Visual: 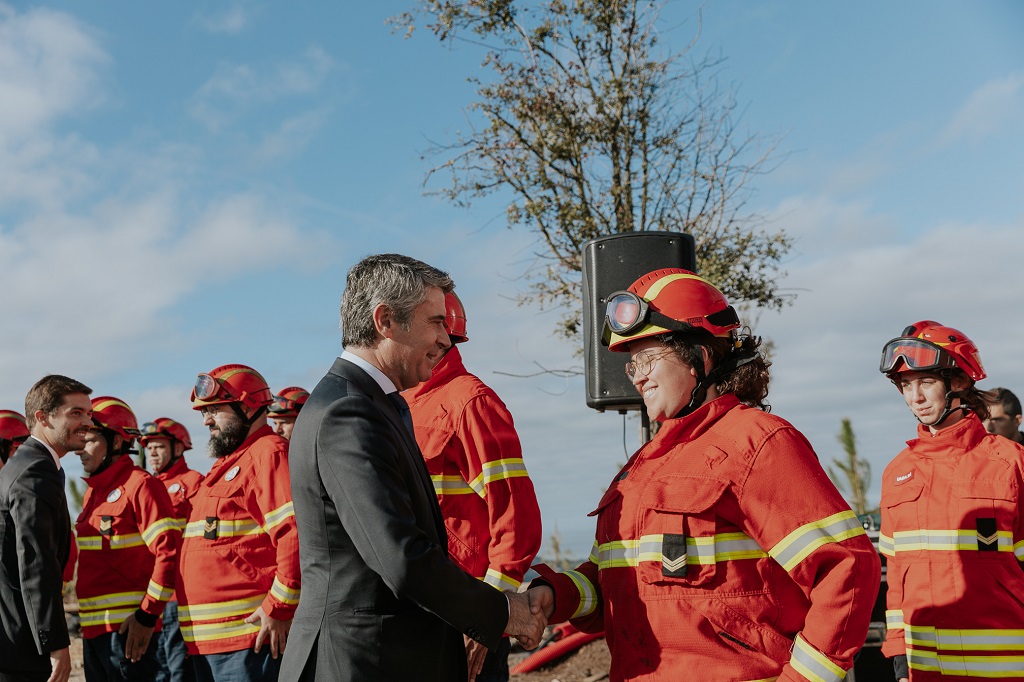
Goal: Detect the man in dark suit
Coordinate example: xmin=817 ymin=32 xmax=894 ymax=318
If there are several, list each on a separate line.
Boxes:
xmin=0 ymin=375 xmax=94 ymax=682
xmin=281 ymin=254 xmax=545 ymax=682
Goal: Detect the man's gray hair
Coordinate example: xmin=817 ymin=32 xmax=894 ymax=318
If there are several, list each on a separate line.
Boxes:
xmin=341 ymin=253 xmax=454 ymax=348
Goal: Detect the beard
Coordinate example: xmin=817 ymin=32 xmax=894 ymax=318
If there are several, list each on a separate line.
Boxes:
xmin=208 ymin=414 xmax=249 ymax=458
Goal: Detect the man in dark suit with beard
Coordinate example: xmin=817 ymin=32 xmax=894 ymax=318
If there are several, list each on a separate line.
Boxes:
xmin=0 ymin=375 xmax=94 ymax=682
xmin=280 ymin=254 xmax=546 ymax=682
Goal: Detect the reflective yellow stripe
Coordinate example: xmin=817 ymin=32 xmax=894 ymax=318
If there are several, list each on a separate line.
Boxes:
xmin=887 ymin=529 xmax=1014 ymax=553
xmin=790 ymin=633 xmax=846 ymax=682
xmin=80 ymin=591 xmax=145 ymax=611
xmin=270 ymin=577 xmax=300 ymax=606
xmin=431 ymin=475 xmax=475 ymax=495
xmin=886 ymin=609 xmax=904 ymax=631
xmin=907 ymin=647 xmax=1024 ymax=676
xmin=80 ymin=606 xmax=137 ymax=628
xmin=595 ymin=533 xmax=766 ymax=570
xmin=181 ymin=617 xmax=261 ymax=643
xmin=78 ymin=533 xmax=146 ymax=550
xmin=146 ymin=579 xmax=174 ymax=603
xmin=141 ymin=517 xmax=180 ymax=546
xmin=904 ymin=625 xmax=1024 ymax=651
xmin=564 ymin=567 xmax=598 ymax=619
xmin=878 ymin=533 xmax=895 ymax=557
xmin=178 ymin=595 xmax=265 ymax=623
xmin=770 ymin=511 xmax=864 ymax=572
xmin=183 ymin=518 xmax=263 ymax=538
xmin=263 ymin=502 xmax=294 ymax=532
xmin=483 ymin=569 xmax=520 ymax=592
xmin=467 ymin=459 xmax=531 ymax=498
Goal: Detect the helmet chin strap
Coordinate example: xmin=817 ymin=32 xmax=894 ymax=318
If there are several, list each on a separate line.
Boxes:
xmin=916 ymin=373 xmax=969 ymax=427
xmin=671 ymin=346 xmax=758 ymax=420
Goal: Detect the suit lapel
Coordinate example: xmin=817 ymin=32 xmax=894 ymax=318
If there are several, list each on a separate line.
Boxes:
xmin=329 ymin=359 xmax=447 ymax=537
xmin=15 ymin=440 xmax=72 ymax=566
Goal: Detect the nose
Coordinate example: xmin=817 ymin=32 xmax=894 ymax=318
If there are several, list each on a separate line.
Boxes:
xmin=984 ymin=421 xmax=996 ymax=433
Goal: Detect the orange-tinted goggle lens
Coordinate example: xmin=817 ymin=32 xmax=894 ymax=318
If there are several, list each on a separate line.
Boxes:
xmin=880 ymin=338 xmax=949 ymax=374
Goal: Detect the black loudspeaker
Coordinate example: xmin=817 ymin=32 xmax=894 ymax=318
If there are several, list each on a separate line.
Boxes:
xmin=582 ymin=232 xmax=696 ymax=411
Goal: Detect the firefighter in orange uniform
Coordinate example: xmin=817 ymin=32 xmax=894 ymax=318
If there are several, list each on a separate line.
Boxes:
xmin=267 ymin=387 xmax=308 ymax=441
xmin=0 ymin=409 xmax=30 ymax=469
xmin=76 ymin=396 xmax=181 ymax=680
xmin=528 ymin=269 xmax=880 ymax=681
xmin=176 ymin=364 xmax=300 ymax=682
xmin=879 ymin=321 xmax=1024 ymax=681
xmin=140 ymin=418 xmax=203 ymax=682
xmin=404 ymin=291 xmax=542 ymax=682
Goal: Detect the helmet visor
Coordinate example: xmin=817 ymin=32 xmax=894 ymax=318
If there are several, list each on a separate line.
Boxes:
xmin=269 ymin=395 xmax=292 ymax=414
xmin=880 ymin=338 xmax=956 ymax=374
xmin=604 ymin=291 xmax=649 ymax=335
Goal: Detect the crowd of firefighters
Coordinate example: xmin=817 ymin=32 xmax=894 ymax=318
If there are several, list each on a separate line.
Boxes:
xmin=2 ymin=265 xmax=1024 ymax=682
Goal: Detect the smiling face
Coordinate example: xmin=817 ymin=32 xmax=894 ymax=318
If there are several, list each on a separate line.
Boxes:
xmin=626 ymin=337 xmax=698 ymax=421
xmin=36 ymin=392 xmax=94 ymax=456
xmin=378 ymin=286 xmax=451 ymax=391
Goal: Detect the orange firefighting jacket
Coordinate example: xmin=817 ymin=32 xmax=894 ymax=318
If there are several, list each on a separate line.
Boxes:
xmin=175 ymin=426 xmax=300 ymax=655
xmin=155 ymin=456 xmax=204 ymax=532
xmin=404 ymin=346 xmax=542 ymax=591
xmin=879 ymin=413 xmax=1024 ymax=679
xmin=75 ymin=454 xmax=181 ymax=639
xmin=533 ymin=395 xmax=880 ymax=682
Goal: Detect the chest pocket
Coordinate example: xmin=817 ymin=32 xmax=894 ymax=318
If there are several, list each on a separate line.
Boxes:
xmin=201 ymin=480 xmax=252 ymax=540
xmin=638 ymin=476 xmax=728 ymax=590
xmin=84 ymin=493 xmax=136 ymax=545
xmin=882 ymin=482 xmax=923 ymax=536
xmin=956 ymin=478 xmax=1016 ymax=556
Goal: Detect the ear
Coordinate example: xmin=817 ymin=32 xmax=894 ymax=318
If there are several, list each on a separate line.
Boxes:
xmin=372 ymin=303 xmax=397 ymax=339
xmin=34 ymin=410 xmax=49 ymax=428
xmin=112 ymin=434 xmax=124 ymax=452
xmin=1014 ymin=413 xmax=1023 ymax=429
xmin=701 ymin=346 xmax=713 ymax=374
xmin=174 ymin=442 xmax=185 ymax=458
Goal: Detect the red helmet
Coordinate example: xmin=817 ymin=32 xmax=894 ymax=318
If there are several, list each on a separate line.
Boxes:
xmin=268 ymin=387 xmax=309 ymax=419
xmin=0 ymin=410 xmax=29 ymax=443
xmin=191 ymin=364 xmax=273 ymax=412
xmin=880 ymin=320 xmax=986 ymax=383
xmin=90 ymin=397 xmax=142 ymax=442
xmin=139 ymin=417 xmax=193 ymax=451
xmin=444 ymin=291 xmax=469 ymax=343
xmin=604 ymin=269 xmax=740 ymax=352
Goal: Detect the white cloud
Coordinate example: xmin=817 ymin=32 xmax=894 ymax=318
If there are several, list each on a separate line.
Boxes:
xmin=940 ymin=72 xmax=1024 ymax=146
xmin=192 ymin=3 xmax=256 ymax=35
xmin=190 ymin=46 xmax=338 ymax=131
xmin=252 ymin=107 xmax=331 ymax=162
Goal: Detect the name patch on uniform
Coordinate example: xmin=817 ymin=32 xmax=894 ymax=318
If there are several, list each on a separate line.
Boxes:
xmin=106 ymin=488 xmax=122 ymax=503
xmin=168 ymin=483 xmax=181 ymax=494
xmin=894 ymin=470 xmax=914 ymax=485
xmin=977 ymin=518 xmax=998 ymax=551
xmin=225 ymin=466 xmax=241 ymax=481
xmin=661 ymin=534 xmax=688 ymax=577
xmin=204 ymin=517 xmax=219 ymax=540
xmin=99 ymin=516 xmax=113 ymax=536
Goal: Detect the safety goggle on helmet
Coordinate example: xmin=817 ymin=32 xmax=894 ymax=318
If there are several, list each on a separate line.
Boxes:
xmin=191 ymin=364 xmax=274 ymax=412
xmin=139 ymin=418 xmax=193 ymax=450
xmin=268 ymin=387 xmax=309 ymax=419
xmin=603 ymin=269 xmax=740 ymax=353
xmin=879 ymin=320 xmax=986 ymax=383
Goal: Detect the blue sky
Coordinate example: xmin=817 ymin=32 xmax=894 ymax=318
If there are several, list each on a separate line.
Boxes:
xmin=2 ymin=1 xmax=1023 ymax=556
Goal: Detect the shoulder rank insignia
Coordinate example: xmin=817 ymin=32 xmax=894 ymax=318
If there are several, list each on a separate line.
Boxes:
xmin=204 ymin=516 xmax=219 ymax=540
xmin=662 ymin=533 xmax=688 ymax=577
xmin=977 ymin=518 xmax=998 ymax=551
xmin=99 ymin=515 xmax=113 ymax=536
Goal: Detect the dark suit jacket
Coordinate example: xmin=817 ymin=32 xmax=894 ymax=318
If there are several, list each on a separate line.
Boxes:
xmin=0 ymin=439 xmax=71 ymax=674
xmin=280 ymin=358 xmax=507 ymax=682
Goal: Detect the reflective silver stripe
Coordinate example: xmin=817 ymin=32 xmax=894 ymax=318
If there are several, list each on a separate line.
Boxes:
xmin=596 ymin=533 xmax=766 ymax=570
xmin=905 ymin=625 xmax=1024 ymax=651
xmin=483 ymin=569 xmax=520 ymax=592
xmin=771 ymin=511 xmax=865 ymax=572
xmin=141 ymin=517 xmax=180 ymax=546
xmin=1015 ymin=539 xmax=1024 ymax=561
xmin=183 ymin=518 xmax=263 ymax=538
xmin=878 ymin=533 xmax=895 ymax=557
xmin=178 ymin=595 xmax=265 ymax=623
xmin=789 ymin=633 xmax=846 ymax=682
xmin=431 ymin=475 xmax=475 ymax=495
xmin=78 ymin=533 xmax=145 ymax=550
xmin=182 ymin=617 xmax=261 ymax=643
xmin=468 ymin=458 xmax=531 ymax=498
xmin=907 ymin=647 xmax=1024 ymax=675
xmin=80 ymin=607 xmax=136 ymax=627
xmin=146 ymin=580 xmax=174 ymax=602
xmin=270 ymin=577 xmax=300 ymax=606
xmin=886 ymin=609 xmax=904 ymax=631
xmin=263 ymin=502 xmax=294 ymax=531
xmin=889 ymin=528 xmax=1013 ymax=553
xmin=79 ymin=591 xmax=145 ymax=611
xmin=564 ymin=569 xmax=598 ymax=619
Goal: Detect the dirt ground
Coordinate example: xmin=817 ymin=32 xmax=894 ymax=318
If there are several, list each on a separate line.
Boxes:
xmin=510 ymin=638 xmax=611 ymax=682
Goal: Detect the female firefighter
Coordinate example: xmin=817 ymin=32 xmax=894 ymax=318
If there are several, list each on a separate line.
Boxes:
xmin=879 ymin=321 xmax=1024 ymax=681
xmin=529 ymin=268 xmax=880 ymax=681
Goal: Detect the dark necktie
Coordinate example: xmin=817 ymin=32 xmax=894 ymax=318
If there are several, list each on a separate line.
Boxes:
xmin=388 ymin=392 xmax=416 ymax=439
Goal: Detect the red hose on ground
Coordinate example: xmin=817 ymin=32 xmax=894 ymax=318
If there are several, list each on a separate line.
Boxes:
xmin=510 ymin=624 xmax=605 ymax=674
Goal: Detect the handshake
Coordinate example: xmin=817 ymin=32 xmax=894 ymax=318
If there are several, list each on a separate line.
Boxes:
xmin=504 ymin=584 xmax=555 ymax=649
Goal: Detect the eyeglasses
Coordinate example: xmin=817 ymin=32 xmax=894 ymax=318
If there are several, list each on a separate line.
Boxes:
xmin=880 ymin=338 xmax=956 ymax=375
xmin=625 ymin=349 xmax=675 ymax=380
xmin=199 ymin=405 xmax=222 ymax=419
